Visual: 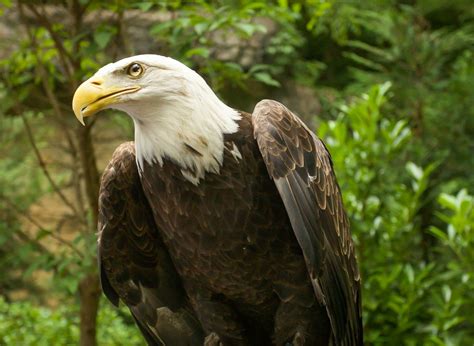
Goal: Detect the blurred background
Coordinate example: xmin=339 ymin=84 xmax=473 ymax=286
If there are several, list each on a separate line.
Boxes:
xmin=0 ymin=0 xmax=473 ymax=345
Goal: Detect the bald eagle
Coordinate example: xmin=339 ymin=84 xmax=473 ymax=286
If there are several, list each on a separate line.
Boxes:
xmin=72 ymin=55 xmax=362 ymax=346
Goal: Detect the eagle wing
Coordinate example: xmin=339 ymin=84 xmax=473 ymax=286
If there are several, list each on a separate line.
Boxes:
xmin=98 ymin=142 xmax=203 ymax=346
xmin=252 ymin=100 xmax=363 ymax=345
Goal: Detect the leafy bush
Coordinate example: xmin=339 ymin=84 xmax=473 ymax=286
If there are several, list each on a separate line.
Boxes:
xmin=0 ymin=298 xmax=141 ymax=345
xmin=320 ymin=83 xmax=473 ymax=344
xmin=428 ymin=190 xmax=474 ymax=345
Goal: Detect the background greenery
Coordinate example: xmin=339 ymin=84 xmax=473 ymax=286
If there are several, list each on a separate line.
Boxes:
xmin=0 ymin=0 xmax=473 ymax=345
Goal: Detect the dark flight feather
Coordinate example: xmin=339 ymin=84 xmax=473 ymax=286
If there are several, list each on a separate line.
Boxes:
xmin=98 ymin=142 xmax=203 ymax=345
xmin=252 ymin=100 xmax=363 ymax=345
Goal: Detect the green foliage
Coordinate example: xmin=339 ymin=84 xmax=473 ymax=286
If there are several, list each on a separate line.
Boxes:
xmin=0 ymin=298 xmax=142 ymax=345
xmin=429 ymin=190 xmax=474 ymax=344
xmin=336 ymin=2 xmax=474 ymax=187
xmin=320 ymin=83 xmax=473 ymax=344
xmin=148 ymin=1 xmax=304 ymax=90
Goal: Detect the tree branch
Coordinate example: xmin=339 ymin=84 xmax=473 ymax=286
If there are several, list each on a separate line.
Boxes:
xmin=21 ymin=114 xmax=80 ymax=217
xmin=23 ymin=2 xmax=76 ymax=83
xmin=1 ymin=194 xmax=85 ymax=259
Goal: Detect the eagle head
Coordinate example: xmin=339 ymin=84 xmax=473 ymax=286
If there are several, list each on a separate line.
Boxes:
xmin=72 ymin=54 xmax=240 ymax=184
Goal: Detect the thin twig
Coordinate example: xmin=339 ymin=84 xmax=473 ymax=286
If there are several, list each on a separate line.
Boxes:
xmin=17 ymin=2 xmax=82 ymax=220
xmin=18 ymin=1 xmax=81 ymax=150
xmin=24 ymin=3 xmax=75 ymax=81
xmin=2 ymin=199 xmax=50 ymax=255
xmin=1 ymin=194 xmax=85 ymax=259
xmin=21 ymin=114 xmax=79 ymax=216
xmin=19 ymin=2 xmax=81 ymax=220
xmin=18 ymin=0 xmax=99 ymax=232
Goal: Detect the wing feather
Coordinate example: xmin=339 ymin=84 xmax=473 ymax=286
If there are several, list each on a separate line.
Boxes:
xmin=98 ymin=142 xmax=203 ymax=345
xmin=252 ymin=100 xmax=362 ymax=345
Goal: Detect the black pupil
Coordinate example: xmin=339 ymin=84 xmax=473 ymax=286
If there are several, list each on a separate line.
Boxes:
xmin=131 ymin=64 xmax=140 ymax=74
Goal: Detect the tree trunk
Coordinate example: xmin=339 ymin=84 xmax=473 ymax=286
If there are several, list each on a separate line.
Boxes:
xmin=79 ymin=274 xmax=101 ymax=346
xmin=77 ymin=124 xmax=100 ymax=226
xmin=76 ymin=123 xmax=101 ymax=346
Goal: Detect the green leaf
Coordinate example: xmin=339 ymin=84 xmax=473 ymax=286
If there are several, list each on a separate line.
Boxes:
xmin=444 ymin=316 xmax=464 ymax=331
xmin=185 ymin=47 xmax=210 ymax=59
xmin=429 ymin=226 xmax=448 ymax=241
xmin=194 ymin=22 xmax=208 ymax=36
xmin=150 ymin=21 xmax=172 ymax=35
xmin=253 ymin=72 xmax=280 ymax=87
xmin=406 ymin=162 xmax=423 ymax=181
xmin=248 ymin=63 xmax=272 ymax=74
xmin=136 ymin=2 xmax=153 ymax=11
xmin=438 ymin=193 xmax=458 ymax=211
xmin=235 ymin=22 xmax=260 ymax=37
xmin=94 ymin=31 xmax=113 ymax=49
xmin=442 ymin=285 xmax=452 ymax=303
xmin=343 ymin=52 xmax=386 ymax=71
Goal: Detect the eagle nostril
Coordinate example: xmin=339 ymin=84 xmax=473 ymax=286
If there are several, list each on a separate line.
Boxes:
xmin=90 ymin=78 xmax=103 ymax=86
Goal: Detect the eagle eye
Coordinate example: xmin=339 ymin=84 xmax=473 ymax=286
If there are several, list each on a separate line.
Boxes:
xmin=126 ymin=63 xmax=144 ymax=78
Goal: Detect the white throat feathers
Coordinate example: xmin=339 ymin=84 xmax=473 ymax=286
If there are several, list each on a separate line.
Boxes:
xmin=103 ymin=55 xmax=241 ymax=184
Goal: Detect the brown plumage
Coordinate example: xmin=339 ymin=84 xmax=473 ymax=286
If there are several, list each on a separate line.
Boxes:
xmin=98 ymin=143 xmax=203 ymax=345
xmin=98 ymin=100 xmax=362 ymax=345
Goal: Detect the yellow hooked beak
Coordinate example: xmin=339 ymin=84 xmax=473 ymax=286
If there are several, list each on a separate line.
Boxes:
xmin=72 ymin=76 xmax=140 ymax=125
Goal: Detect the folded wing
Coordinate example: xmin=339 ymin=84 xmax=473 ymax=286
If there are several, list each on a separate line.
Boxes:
xmin=98 ymin=142 xmax=203 ymax=346
xmin=252 ymin=100 xmax=363 ymax=345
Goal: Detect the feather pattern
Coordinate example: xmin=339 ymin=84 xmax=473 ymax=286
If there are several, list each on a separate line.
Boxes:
xmin=98 ymin=142 xmax=203 ymax=345
xmin=97 ymin=105 xmax=361 ymax=345
xmin=252 ymin=100 xmax=363 ymax=345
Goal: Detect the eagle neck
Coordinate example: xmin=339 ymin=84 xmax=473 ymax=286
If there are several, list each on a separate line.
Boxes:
xmin=130 ymin=91 xmax=241 ymax=185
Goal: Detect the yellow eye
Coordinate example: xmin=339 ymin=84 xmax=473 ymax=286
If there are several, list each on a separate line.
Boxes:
xmin=126 ymin=63 xmax=143 ymax=78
